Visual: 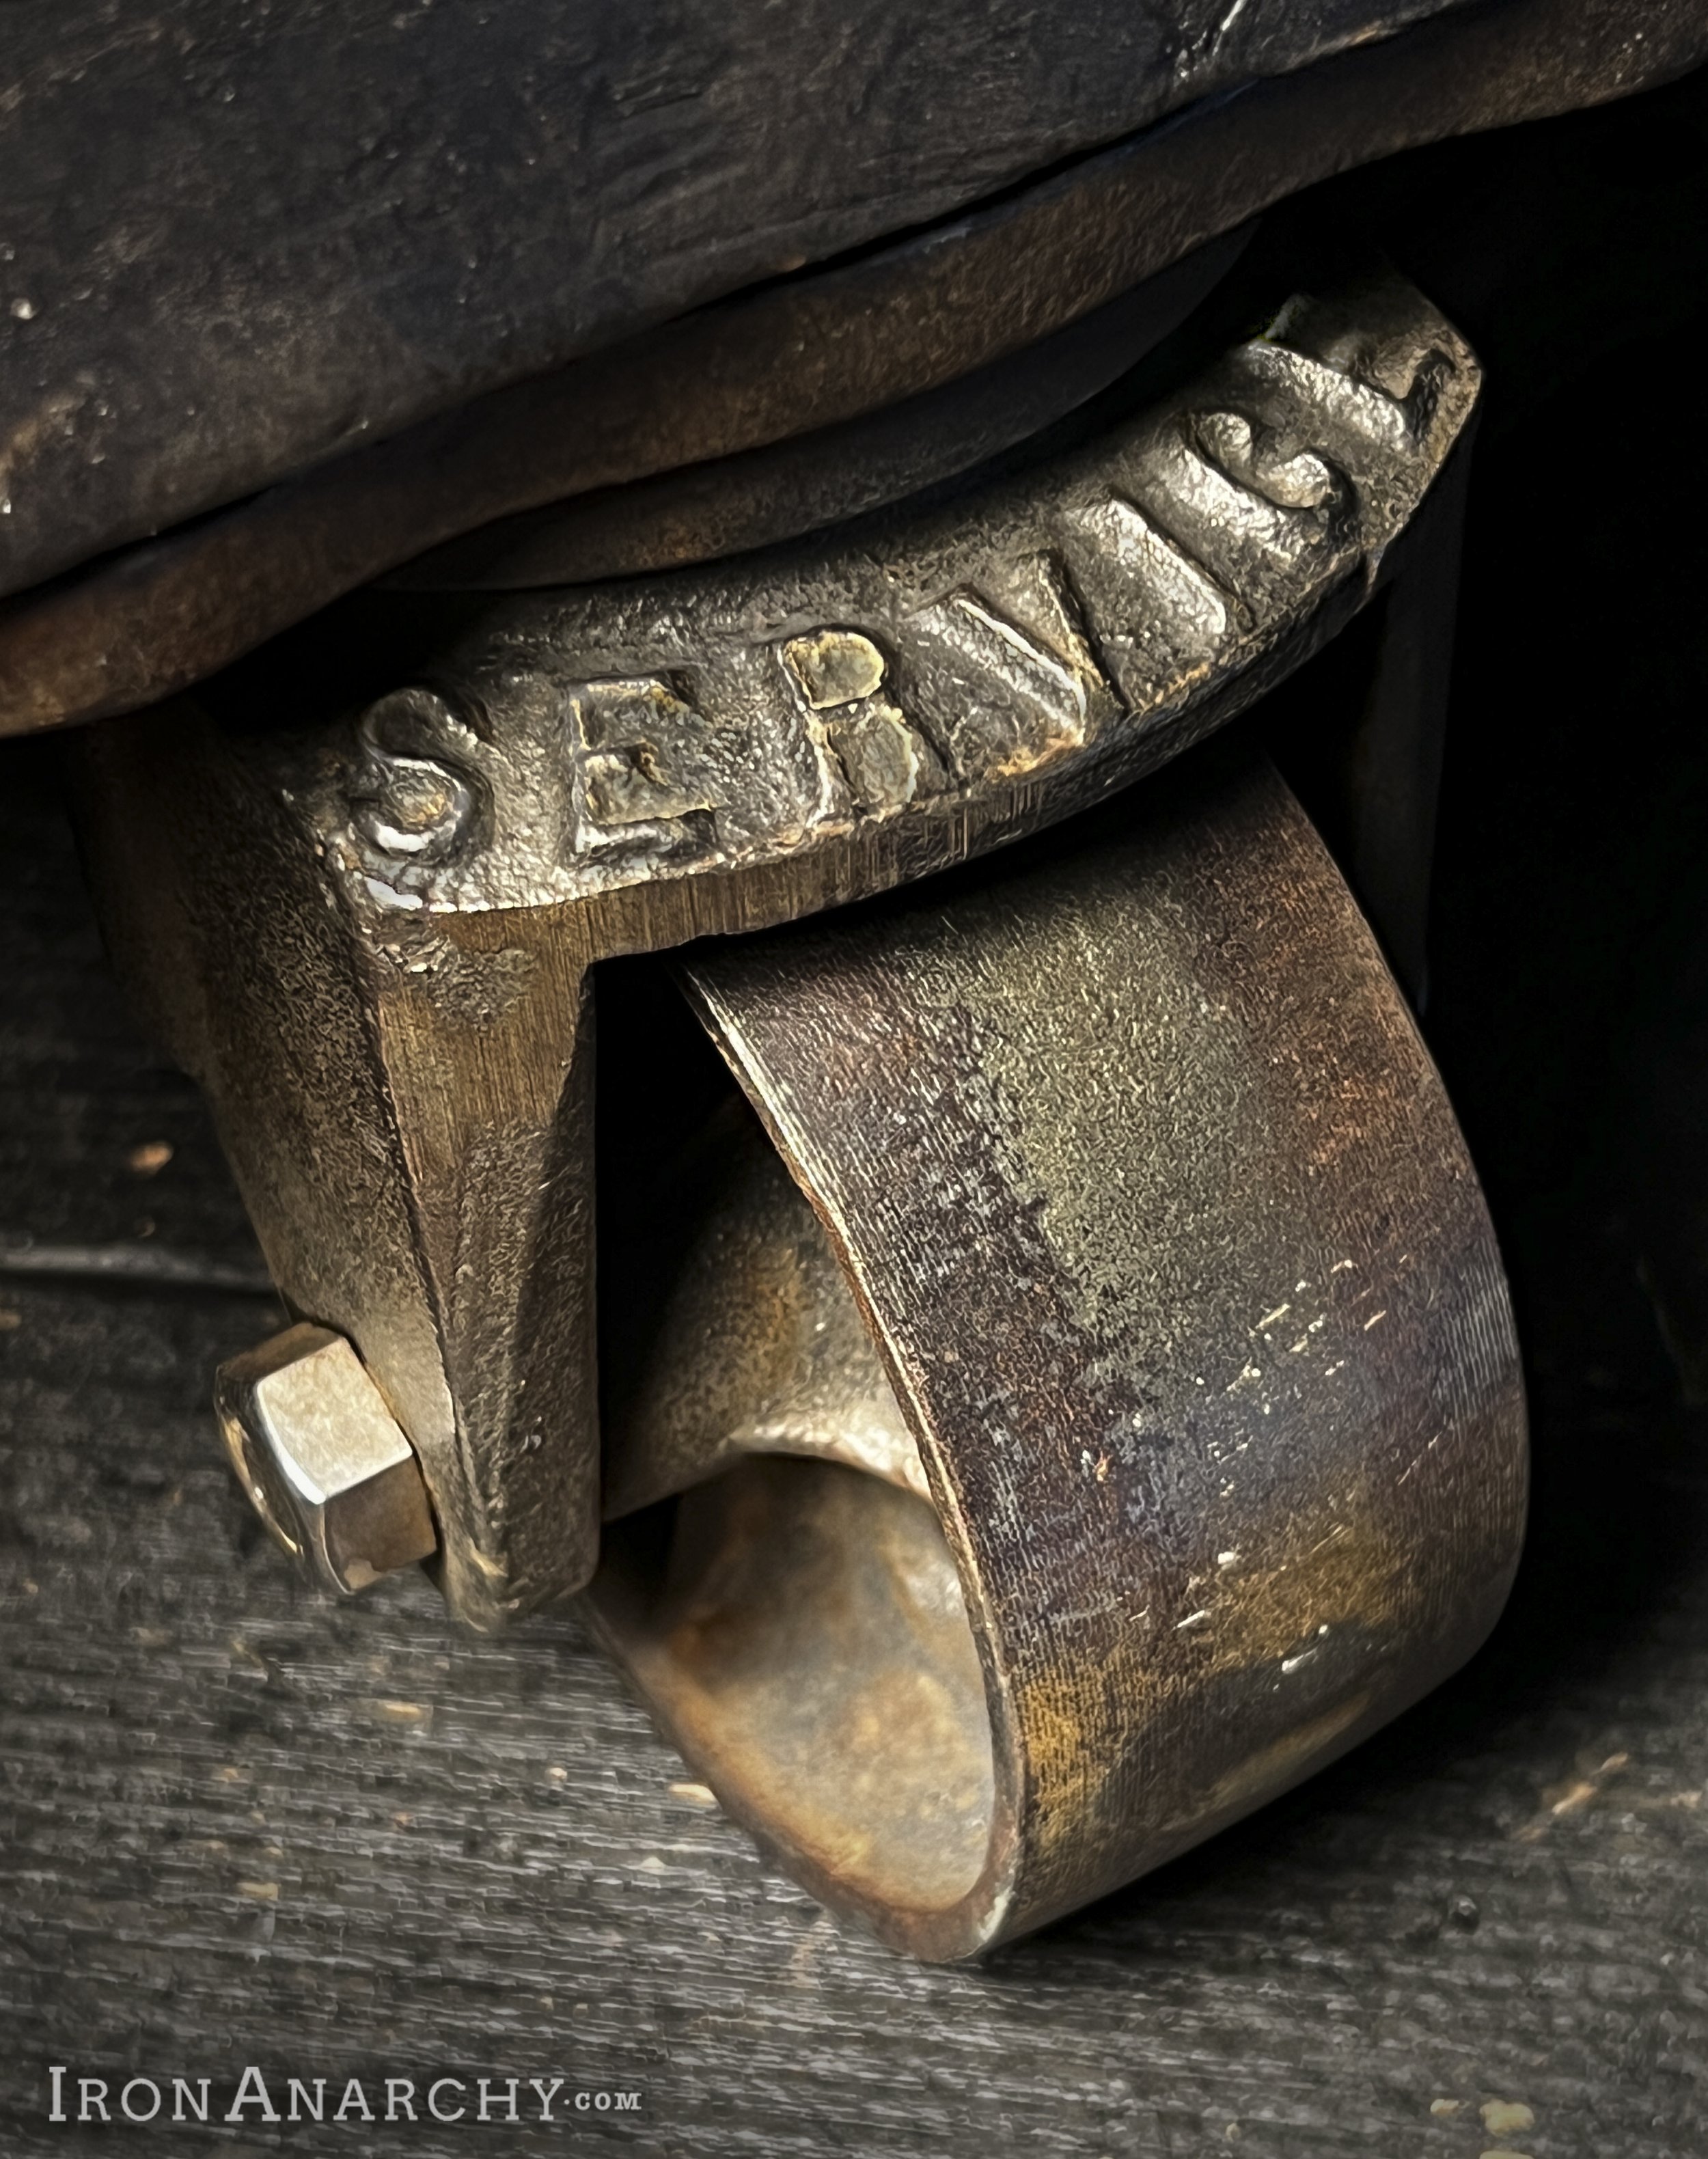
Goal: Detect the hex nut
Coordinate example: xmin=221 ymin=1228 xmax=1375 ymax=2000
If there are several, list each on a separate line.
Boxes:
xmin=215 ymin=1323 xmax=437 ymax=1595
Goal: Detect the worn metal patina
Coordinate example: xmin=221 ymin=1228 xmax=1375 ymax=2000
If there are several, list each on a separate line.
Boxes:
xmin=75 ymin=275 xmax=1478 ymax=1627
xmin=68 ymin=270 xmax=1527 ymax=1952
xmin=594 ymin=748 xmax=1525 ymax=1956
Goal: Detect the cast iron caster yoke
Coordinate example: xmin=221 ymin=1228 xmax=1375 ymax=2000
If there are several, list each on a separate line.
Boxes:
xmin=74 ymin=271 xmax=1524 ymax=1959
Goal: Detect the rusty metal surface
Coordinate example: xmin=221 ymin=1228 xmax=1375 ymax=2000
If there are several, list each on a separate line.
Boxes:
xmin=601 ymin=1108 xmax=928 ymax=1520
xmin=3 ymin=0 xmax=1703 ymax=736
xmin=67 ymin=273 xmax=1474 ymax=1636
xmin=591 ymin=748 xmax=1526 ymax=1957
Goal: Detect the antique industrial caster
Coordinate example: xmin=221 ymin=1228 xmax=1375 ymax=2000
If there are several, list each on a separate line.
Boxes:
xmin=64 ymin=270 xmax=1526 ymax=1955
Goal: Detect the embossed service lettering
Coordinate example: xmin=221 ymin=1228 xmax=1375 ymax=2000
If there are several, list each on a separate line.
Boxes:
xmin=294 ymin=276 xmax=1477 ymax=916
